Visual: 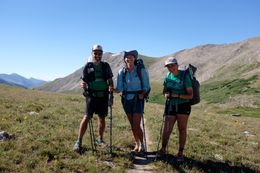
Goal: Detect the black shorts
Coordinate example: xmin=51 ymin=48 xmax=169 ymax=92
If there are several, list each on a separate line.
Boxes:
xmin=164 ymin=102 xmax=191 ymax=116
xmin=85 ymin=96 xmax=108 ymax=118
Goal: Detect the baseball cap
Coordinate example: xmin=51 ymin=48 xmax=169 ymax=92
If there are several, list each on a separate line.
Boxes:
xmin=92 ymin=44 xmax=103 ymax=51
xmin=165 ymin=57 xmax=178 ymax=67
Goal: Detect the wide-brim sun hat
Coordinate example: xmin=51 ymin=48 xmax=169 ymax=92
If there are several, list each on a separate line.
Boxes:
xmin=165 ymin=57 xmax=178 ymax=67
xmin=123 ymin=50 xmax=138 ymax=59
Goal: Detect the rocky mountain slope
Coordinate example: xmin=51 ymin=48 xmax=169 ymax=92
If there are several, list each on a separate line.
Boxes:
xmin=39 ymin=37 xmax=260 ymax=92
xmin=150 ymin=37 xmax=260 ymax=82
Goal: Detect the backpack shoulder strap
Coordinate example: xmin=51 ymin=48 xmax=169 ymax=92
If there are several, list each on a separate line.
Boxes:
xmin=180 ymin=70 xmax=187 ymax=84
xmin=136 ymin=65 xmax=144 ymax=90
xmin=100 ymin=61 xmax=106 ymax=73
xmin=101 ymin=61 xmax=108 ymax=68
xmin=122 ymin=66 xmax=127 ymax=91
xmin=100 ymin=61 xmax=112 ymax=80
xmin=122 ymin=66 xmax=127 ymax=80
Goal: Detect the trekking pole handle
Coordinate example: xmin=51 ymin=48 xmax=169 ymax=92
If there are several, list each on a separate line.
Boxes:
xmin=109 ymin=92 xmax=114 ymax=106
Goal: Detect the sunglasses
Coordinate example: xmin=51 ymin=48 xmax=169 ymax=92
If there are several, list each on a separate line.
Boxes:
xmin=94 ymin=52 xmax=102 ymax=56
xmin=166 ymin=64 xmax=175 ymax=68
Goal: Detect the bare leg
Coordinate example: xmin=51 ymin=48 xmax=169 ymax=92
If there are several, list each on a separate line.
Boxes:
xmin=176 ymin=114 xmax=189 ymax=156
xmin=160 ymin=116 xmax=177 ymax=153
xmin=78 ymin=115 xmax=90 ymax=140
xmin=132 ymin=113 xmax=143 ymax=151
xmin=98 ymin=115 xmax=106 ymax=141
xmin=127 ymin=114 xmax=142 ymax=151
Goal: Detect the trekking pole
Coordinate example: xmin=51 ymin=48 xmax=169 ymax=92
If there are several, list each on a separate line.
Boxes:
xmin=165 ymin=140 xmax=169 ymax=171
xmin=140 ymin=100 xmax=147 ymax=158
xmin=109 ymin=92 xmax=114 ymax=154
xmin=89 ymin=119 xmax=94 ymax=153
xmin=156 ymin=98 xmax=169 ymax=161
xmin=155 ymin=115 xmax=165 ymax=161
xmin=89 ymin=118 xmax=96 ymax=154
xmin=81 ymin=85 xmax=96 ymax=154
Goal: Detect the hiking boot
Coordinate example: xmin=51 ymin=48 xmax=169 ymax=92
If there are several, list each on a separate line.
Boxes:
xmin=157 ymin=148 xmax=166 ymax=157
xmin=176 ymin=154 xmax=184 ymax=162
xmin=73 ymin=140 xmax=82 ymax=153
xmin=95 ymin=139 xmax=105 ymax=145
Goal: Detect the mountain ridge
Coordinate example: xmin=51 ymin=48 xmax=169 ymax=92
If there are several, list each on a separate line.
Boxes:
xmin=0 ymin=73 xmax=47 ymax=89
xmin=39 ymin=36 xmax=260 ymax=93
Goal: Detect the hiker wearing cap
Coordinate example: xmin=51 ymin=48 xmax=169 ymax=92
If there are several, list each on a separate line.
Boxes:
xmin=113 ymin=50 xmax=150 ymax=153
xmin=158 ymin=57 xmax=193 ymax=161
xmin=73 ymin=44 xmax=114 ymax=152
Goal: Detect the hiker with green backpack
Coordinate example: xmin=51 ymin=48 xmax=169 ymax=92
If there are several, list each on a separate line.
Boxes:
xmin=113 ymin=50 xmax=150 ymax=154
xmin=73 ymin=44 xmax=114 ymax=153
xmin=157 ymin=57 xmax=196 ymax=162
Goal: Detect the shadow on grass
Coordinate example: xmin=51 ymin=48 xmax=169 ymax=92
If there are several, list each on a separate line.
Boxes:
xmin=80 ymin=145 xmax=132 ymax=159
xmin=133 ymin=151 xmax=259 ymax=173
xmin=75 ymin=147 xmax=259 ymax=172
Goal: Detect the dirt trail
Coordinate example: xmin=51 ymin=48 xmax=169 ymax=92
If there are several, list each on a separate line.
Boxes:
xmin=126 ymin=118 xmax=158 ymax=173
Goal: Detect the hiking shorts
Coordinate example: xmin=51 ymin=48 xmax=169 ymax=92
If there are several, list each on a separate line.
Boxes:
xmin=85 ymin=96 xmax=108 ymax=118
xmin=164 ymin=102 xmax=191 ymax=116
xmin=121 ymin=97 xmax=144 ymax=114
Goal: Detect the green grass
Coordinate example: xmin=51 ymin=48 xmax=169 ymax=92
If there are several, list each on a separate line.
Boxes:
xmin=201 ymin=75 xmax=259 ymax=104
xmin=208 ymin=63 xmax=260 ymax=81
xmin=200 ymin=63 xmax=260 ymax=109
xmin=1 ymin=84 xmax=259 ymax=172
xmin=217 ymin=107 xmax=260 ymax=118
xmin=199 ymin=65 xmax=260 ymax=118
xmin=0 ymin=85 xmax=130 ymax=172
xmin=148 ymin=81 xmax=165 ymax=105
xmin=145 ymin=103 xmax=260 ymax=172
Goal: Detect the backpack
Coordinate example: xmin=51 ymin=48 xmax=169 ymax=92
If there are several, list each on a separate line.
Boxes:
xmin=122 ymin=59 xmax=151 ymax=102
xmin=82 ymin=61 xmax=112 ymax=84
xmin=180 ymin=64 xmax=200 ymax=105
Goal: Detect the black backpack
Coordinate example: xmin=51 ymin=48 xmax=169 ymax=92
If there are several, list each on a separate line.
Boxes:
xmin=122 ymin=59 xmax=151 ymax=102
xmin=180 ymin=64 xmax=200 ymax=105
xmin=82 ymin=61 xmax=112 ymax=84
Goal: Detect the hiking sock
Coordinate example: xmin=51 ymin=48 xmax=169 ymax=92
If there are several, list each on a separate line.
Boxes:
xmin=77 ymin=138 xmax=82 ymax=144
xmin=140 ymin=143 xmax=145 ymax=151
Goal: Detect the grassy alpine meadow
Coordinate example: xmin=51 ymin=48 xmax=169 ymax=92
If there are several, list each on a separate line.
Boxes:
xmin=0 ymin=84 xmax=260 ymax=172
xmin=200 ymin=63 xmax=260 ymax=118
xmin=0 ymin=85 xmax=133 ymax=172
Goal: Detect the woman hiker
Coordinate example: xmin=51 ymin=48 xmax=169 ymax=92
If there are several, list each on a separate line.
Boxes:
xmin=158 ymin=57 xmax=193 ymax=162
xmin=113 ymin=50 xmax=150 ymax=154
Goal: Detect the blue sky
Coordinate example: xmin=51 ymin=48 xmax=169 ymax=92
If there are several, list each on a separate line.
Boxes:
xmin=0 ymin=0 xmax=260 ymax=81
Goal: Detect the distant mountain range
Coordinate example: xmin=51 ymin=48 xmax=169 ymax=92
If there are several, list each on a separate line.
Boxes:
xmin=38 ymin=36 xmax=260 ymax=93
xmin=0 ymin=73 xmax=47 ymax=89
